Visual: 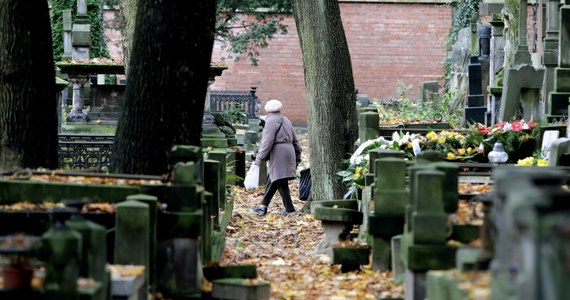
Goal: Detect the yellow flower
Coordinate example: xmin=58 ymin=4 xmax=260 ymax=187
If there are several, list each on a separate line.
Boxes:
xmin=355 ymin=166 xmax=362 ymax=174
xmin=354 ymin=173 xmax=361 ymax=180
xmin=467 ymin=147 xmax=473 ymax=155
xmin=516 ymin=157 xmax=535 ymax=166
xmin=438 ymin=137 xmax=446 ymax=144
xmin=426 ymin=132 xmax=437 ymax=141
xmin=537 ymin=159 xmax=548 ymax=166
xmin=407 ymin=142 xmax=413 ymax=148
xmin=447 ymin=152 xmax=455 ymax=160
xmin=458 ymin=148 xmax=466 ymax=156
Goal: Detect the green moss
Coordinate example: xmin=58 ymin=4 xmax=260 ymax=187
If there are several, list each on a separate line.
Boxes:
xmin=49 ymin=0 xmax=111 ymax=60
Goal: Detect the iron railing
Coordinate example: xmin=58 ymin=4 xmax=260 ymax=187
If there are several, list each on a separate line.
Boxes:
xmin=210 ymin=87 xmax=259 ymax=119
xmin=58 ymin=134 xmax=114 ymax=170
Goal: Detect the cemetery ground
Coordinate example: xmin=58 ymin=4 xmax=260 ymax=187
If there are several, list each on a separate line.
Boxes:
xmin=211 ymin=130 xmax=404 ymax=299
xmin=218 ymin=185 xmax=403 ymax=299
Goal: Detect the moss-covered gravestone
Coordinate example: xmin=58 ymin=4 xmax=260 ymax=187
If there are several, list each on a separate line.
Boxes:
xmin=204 ymin=159 xmax=221 ymax=231
xmin=208 ymin=150 xmax=228 ymax=211
xmin=41 ymin=209 xmax=83 ymax=300
xmin=358 ymin=111 xmax=380 ymax=145
xmin=401 ymin=170 xmax=455 ymax=300
xmin=115 ymin=200 xmax=149 ymax=297
xmin=368 ymin=157 xmax=408 ymax=271
xmin=65 ymin=215 xmax=107 ymax=293
xmin=125 ymin=194 xmax=158 ymax=291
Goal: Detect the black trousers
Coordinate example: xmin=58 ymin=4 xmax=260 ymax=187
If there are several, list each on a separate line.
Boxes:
xmin=261 ymin=176 xmax=295 ymax=212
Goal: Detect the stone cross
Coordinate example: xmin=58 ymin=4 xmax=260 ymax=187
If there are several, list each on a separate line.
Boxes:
xmin=71 ymin=0 xmax=90 ymax=60
xmin=62 ymin=10 xmax=72 ymax=60
xmin=513 ymin=0 xmax=532 ymax=66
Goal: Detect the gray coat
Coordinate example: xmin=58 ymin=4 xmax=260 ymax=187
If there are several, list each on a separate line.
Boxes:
xmin=254 ymin=112 xmax=302 ymax=181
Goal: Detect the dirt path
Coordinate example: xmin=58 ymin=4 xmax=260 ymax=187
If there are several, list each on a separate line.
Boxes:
xmin=219 ymin=129 xmax=403 ymax=299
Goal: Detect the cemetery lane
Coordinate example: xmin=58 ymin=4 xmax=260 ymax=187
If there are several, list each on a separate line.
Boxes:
xmin=218 ymin=130 xmax=404 ymax=299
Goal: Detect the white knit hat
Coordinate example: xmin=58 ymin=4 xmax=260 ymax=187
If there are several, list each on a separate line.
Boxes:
xmin=264 ymin=99 xmax=283 ymax=113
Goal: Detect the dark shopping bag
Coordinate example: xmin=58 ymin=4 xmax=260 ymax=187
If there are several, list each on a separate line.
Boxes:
xmin=299 ymin=168 xmax=311 ymax=201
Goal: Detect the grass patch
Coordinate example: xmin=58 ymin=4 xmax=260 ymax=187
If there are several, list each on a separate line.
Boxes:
xmin=60 ymin=123 xmax=117 ymax=135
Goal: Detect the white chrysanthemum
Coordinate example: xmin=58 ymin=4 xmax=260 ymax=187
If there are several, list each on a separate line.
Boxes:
xmin=502 ymin=122 xmax=512 ymax=132
xmin=354 ymin=156 xmax=363 ymax=165
xmin=349 ymin=137 xmax=386 ymax=165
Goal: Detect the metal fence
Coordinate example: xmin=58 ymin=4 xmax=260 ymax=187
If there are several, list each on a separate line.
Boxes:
xmin=210 ymin=87 xmax=259 ymax=119
xmin=58 ymin=134 xmax=114 ymax=170
xmin=58 ymin=89 xmax=259 ymax=170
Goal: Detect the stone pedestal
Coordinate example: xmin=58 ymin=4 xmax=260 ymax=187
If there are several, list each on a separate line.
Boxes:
xmin=66 ymin=76 xmax=90 ymax=122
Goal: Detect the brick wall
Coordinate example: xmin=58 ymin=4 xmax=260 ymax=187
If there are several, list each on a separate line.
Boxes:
xmin=104 ymin=3 xmax=453 ymax=125
xmin=210 ymin=2 xmax=453 ymax=125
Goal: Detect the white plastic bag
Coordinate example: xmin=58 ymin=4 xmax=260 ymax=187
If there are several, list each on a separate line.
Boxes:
xmin=244 ymin=164 xmax=260 ymax=191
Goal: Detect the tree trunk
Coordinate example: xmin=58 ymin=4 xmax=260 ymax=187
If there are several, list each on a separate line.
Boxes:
xmin=119 ymin=0 xmax=136 ymax=75
xmin=292 ymin=0 xmax=358 ymax=201
xmin=0 ymin=0 xmax=59 ymax=171
xmin=111 ymin=0 xmax=216 ymax=175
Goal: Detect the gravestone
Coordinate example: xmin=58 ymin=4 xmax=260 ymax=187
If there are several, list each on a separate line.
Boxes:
xmin=368 ymin=157 xmax=408 ymax=271
xmin=488 ymin=15 xmax=505 ymax=125
xmin=358 ymin=111 xmax=380 ymax=144
xmin=71 ymin=0 xmax=90 ymax=60
xmin=540 ymin=130 xmax=560 ymax=159
xmin=490 ymin=166 xmax=570 ymax=300
xmin=542 ymin=0 xmax=561 ymax=115
xmin=401 ymin=169 xmax=455 ymax=300
xmin=157 ymin=162 xmax=204 ymax=298
xmin=499 ymin=0 xmax=545 ymax=122
xmin=41 ymin=210 xmax=82 ymax=300
xmin=450 ymin=28 xmax=472 ymax=106
xmin=464 ymin=18 xmax=488 ymax=125
xmin=62 ymin=10 xmax=72 ymax=60
xmin=547 ymin=3 xmax=570 ymax=120
xmin=207 ymin=150 xmax=230 ymax=212
xmin=498 ymin=64 xmax=545 ymax=121
xmin=115 ymin=200 xmax=149 ymax=299
xmin=547 ymin=137 xmax=570 ymax=166
xmin=66 ymin=0 xmax=91 ymax=122
xmin=420 ymin=81 xmax=439 ymax=107
xmin=125 ymin=194 xmax=158 ymax=291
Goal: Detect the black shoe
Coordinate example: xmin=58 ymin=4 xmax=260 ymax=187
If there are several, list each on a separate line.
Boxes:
xmin=252 ymin=206 xmax=267 ymax=215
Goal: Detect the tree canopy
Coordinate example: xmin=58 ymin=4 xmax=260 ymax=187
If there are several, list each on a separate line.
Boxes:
xmin=216 ymin=0 xmax=292 ymax=65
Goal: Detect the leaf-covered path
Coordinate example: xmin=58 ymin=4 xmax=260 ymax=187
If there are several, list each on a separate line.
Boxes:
xmin=219 ymin=130 xmax=403 ymax=299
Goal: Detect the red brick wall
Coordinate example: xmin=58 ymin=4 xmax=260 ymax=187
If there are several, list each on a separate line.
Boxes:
xmin=104 ymin=3 xmax=453 ymax=125
xmin=210 ymin=2 xmax=453 ymax=125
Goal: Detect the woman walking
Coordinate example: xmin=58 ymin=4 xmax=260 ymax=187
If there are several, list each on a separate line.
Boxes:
xmin=252 ymin=99 xmax=302 ymax=216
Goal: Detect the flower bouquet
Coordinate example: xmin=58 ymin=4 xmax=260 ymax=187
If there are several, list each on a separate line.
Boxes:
xmin=336 ymin=137 xmax=389 ymax=197
xmin=464 ymin=119 xmax=540 ymax=163
xmin=384 ymin=130 xmax=483 ymax=162
xmin=516 ymin=156 xmax=548 ymax=166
